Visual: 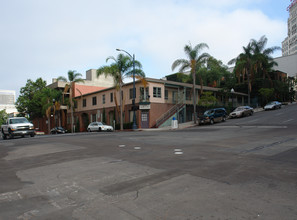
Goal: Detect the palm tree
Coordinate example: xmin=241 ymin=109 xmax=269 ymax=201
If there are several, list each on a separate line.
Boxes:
xmin=228 ymin=43 xmax=254 ymax=105
xmin=40 ymin=88 xmax=62 ymax=134
xmin=229 ymin=35 xmax=281 ymax=105
xmin=171 ymin=42 xmax=210 ymax=124
xmin=97 ymin=53 xmax=144 ymax=130
xmin=251 ymin=35 xmax=281 ymax=86
xmin=57 ymin=70 xmax=84 ymax=133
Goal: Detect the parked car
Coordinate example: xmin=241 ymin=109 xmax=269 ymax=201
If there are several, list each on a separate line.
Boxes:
xmin=50 ymin=127 xmax=67 ymax=134
xmin=264 ymin=101 xmax=282 ymax=110
xmin=198 ymin=108 xmax=227 ymax=125
xmin=229 ymin=106 xmax=254 ymax=118
xmin=87 ymin=122 xmax=113 ymax=132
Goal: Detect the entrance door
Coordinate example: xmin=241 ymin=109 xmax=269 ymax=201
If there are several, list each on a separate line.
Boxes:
xmin=141 ymin=111 xmax=149 ymax=128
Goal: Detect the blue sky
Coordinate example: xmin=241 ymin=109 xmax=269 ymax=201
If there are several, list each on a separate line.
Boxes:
xmin=0 ymin=0 xmax=291 ymax=98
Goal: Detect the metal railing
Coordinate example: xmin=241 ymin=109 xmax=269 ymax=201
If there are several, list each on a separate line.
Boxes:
xmin=155 ymin=94 xmax=185 ymax=127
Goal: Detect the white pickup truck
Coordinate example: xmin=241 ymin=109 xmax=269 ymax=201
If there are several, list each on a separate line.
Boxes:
xmin=1 ymin=117 xmax=35 ymax=139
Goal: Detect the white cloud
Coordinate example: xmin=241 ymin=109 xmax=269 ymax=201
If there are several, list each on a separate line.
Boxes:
xmin=0 ymin=0 xmax=287 ymax=96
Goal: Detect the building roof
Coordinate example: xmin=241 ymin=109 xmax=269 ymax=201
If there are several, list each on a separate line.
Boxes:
xmin=73 ymin=84 xmax=107 ymax=97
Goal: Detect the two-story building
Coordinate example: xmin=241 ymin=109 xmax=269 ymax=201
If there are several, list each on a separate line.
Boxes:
xmin=71 ymin=77 xmax=248 ymax=131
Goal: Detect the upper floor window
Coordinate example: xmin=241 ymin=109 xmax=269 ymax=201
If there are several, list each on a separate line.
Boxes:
xmin=92 ymin=96 xmax=97 ymax=105
xmin=165 ymin=90 xmax=168 ymax=100
xmin=82 ymin=99 xmax=87 ymax=107
xmin=186 ymin=90 xmax=191 ymax=100
xmin=102 ymin=94 xmax=106 ymax=104
xmin=110 ymin=93 xmax=113 ymax=102
xmin=153 ymin=87 xmax=161 ymax=98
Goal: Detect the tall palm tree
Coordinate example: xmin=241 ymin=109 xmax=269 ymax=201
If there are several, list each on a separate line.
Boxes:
xmin=251 ymin=35 xmax=281 ymax=86
xmin=171 ymin=42 xmax=210 ymax=124
xmin=97 ymin=53 xmax=144 ymax=130
xmin=57 ymin=70 xmax=84 ymax=133
xmin=229 ymin=35 xmax=280 ymax=105
xmin=228 ymin=43 xmax=254 ymax=105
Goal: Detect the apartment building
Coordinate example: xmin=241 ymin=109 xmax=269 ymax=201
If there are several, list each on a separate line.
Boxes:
xmin=282 ymin=0 xmax=297 ymax=56
xmin=71 ymin=77 xmax=247 ymax=131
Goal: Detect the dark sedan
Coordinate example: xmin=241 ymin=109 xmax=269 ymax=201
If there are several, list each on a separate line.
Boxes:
xmin=50 ymin=127 xmax=67 ymax=134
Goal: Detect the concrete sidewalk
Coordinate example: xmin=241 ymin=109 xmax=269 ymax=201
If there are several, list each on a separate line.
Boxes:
xmin=138 ymin=106 xmax=266 ymax=132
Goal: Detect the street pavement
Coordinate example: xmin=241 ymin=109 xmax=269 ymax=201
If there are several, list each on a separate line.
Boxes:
xmin=0 ymin=103 xmax=297 ymax=219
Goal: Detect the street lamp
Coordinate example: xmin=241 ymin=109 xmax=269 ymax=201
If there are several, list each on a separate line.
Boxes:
xmin=231 ymin=88 xmax=235 ymax=109
xmin=116 ymin=48 xmax=137 ymax=130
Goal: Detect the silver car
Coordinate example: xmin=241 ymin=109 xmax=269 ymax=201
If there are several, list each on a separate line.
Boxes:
xmin=229 ymin=106 xmax=254 ymax=118
xmin=264 ymin=101 xmax=282 ymax=110
xmin=87 ymin=122 xmax=113 ymax=132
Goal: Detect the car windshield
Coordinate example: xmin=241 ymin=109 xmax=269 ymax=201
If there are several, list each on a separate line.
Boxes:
xmin=204 ymin=110 xmax=214 ymax=115
xmin=267 ymin=102 xmax=275 ymax=105
xmin=235 ymin=107 xmax=244 ymax=111
xmin=9 ymin=118 xmax=29 ymax=124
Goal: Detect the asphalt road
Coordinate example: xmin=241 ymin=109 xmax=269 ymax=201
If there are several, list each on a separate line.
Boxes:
xmin=0 ymin=104 xmax=297 ymax=219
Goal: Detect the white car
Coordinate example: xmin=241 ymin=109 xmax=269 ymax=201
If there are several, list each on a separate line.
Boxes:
xmin=87 ymin=122 xmax=113 ymax=132
xmin=264 ymin=101 xmax=282 ymax=110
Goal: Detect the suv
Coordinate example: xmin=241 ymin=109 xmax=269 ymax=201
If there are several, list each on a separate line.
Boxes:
xmin=1 ymin=117 xmax=35 ymax=139
xmin=198 ymin=108 xmax=227 ymax=125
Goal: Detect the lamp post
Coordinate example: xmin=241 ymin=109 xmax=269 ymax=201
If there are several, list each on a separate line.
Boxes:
xmin=116 ymin=48 xmax=137 ymax=130
xmin=231 ymin=88 xmax=235 ymax=109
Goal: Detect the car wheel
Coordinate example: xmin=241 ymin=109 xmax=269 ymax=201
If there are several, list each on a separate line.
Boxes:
xmin=30 ymin=134 xmax=35 ymax=137
xmin=87 ymin=128 xmax=91 ymax=132
xmin=210 ymin=119 xmax=214 ymax=125
xmin=2 ymin=130 xmax=7 ymax=140
xmin=222 ymin=116 xmax=226 ymax=122
xmin=98 ymin=127 xmax=102 ymax=132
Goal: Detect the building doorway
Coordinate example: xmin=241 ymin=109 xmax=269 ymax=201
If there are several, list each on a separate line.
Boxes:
xmin=141 ymin=111 xmax=149 ymax=128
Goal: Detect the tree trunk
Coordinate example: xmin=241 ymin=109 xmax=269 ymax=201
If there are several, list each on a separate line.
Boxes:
xmin=192 ymin=70 xmax=197 ymax=124
xmin=70 ymin=82 xmax=74 ymax=133
xmin=120 ymin=85 xmax=123 ymax=130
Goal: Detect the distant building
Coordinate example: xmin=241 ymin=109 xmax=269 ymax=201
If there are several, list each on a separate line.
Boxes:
xmin=0 ymin=90 xmax=18 ymax=116
xmin=273 ymin=53 xmax=297 ymax=78
xmin=282 ymin=0 xmax=297 ymax=56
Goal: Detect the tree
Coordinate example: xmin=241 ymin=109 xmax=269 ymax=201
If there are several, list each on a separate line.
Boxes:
xmin=57 ymin=70 xmax=84 ymax=133
xmin=171 ymin=42 xmax=210 ymax=124
xmin=40 ymin=88 xmax=62 ymax=134
xmin=229 ymin=43 xmax=254 ymax=105
xmin=259 ymin=88 xmax=274 ymax=106
xmin=198 ymin=92 xmax=217 ymax=107
xmin=251 ymin=35 xmax=281 ymax=86
xmin=16 ymin=78 xmax=47 ymax=119
xmin=0 ymin=109 xmax=8 ymax=127
xmin=229 ymin=35 xmax=281 ymax=106
xmin=97 ymin=53 xmax=144 ymax=130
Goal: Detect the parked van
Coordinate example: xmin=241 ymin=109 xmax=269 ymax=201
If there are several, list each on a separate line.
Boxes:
xmin=198 ymin=108 xmax=227 ymax=125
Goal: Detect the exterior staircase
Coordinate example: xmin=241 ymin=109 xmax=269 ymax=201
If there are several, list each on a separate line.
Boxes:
xmin=155 ymin=95 xmax=185 ymax=128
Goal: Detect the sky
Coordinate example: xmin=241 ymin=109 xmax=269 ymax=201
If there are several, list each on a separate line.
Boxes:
xmin=0 ymin=0 xmax=291 ymax=98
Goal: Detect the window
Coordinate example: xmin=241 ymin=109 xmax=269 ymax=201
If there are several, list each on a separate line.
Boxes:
xmin=92 ymin=114 xmax=97 ymax=122
xmin=83 ymin=99 xmax=86 ymax=107
xmin=186 ymin=90 xmax=191 ymax=100
xmin=140 ymin=87 xmax=149 ymax=101
xmin=165 ymin=90 xmax=168 ymax=100
xmin=110 ymin=93 xmax=113 ymax=102
xmin=92 ymin=97 xmax=97 ymax=106
xmin=102 ymin=94 xmax=105 ymax=104
xmin=129 ymin=88 xmax=135 ymax=99
xmin=153 ymin=87 xmax=161 ymax=98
